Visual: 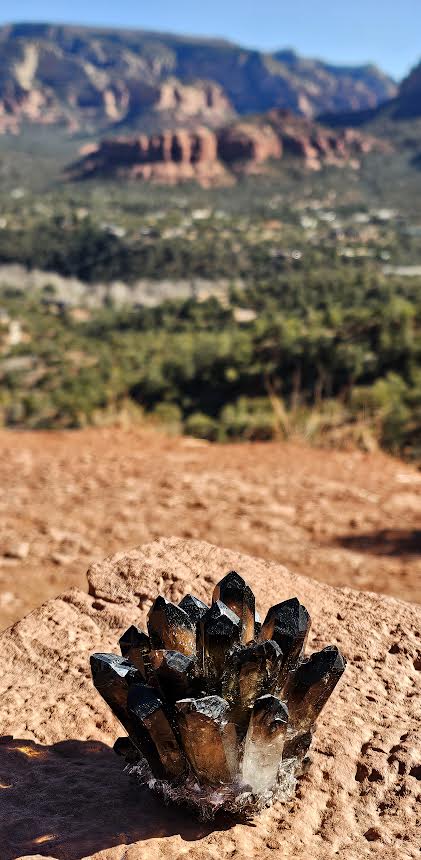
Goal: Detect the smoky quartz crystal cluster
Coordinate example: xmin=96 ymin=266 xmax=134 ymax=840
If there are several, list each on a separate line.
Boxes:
xmin=90 ymin=571 xmax=346 ymax=818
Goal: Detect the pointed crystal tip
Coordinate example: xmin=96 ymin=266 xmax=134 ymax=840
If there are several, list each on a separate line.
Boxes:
xmin=90 ymin=652 xmax=143 ymax=736
xmin=179 ymin=593 xmax=208 ymax=623
xmin=198 ymin=600 xmax=242 ymax=680
xmin=119 ymin=625 xmax=150 ymax=657
xmin=213 ymin=570 xmax=255 ymax=644
xmin=261 ymin=597 xmax=311 ymax=668
xmin=147 ymin=596 xmax=196 ymax=656
xmin=252 ymin=693 xmax=289 ymax=726
xmin=213 ymin=570 xmax=247 ymax=596
xmin=90 ymin=652 xmax=140 ymax=687
xmin=118 ymin=626 xmax=151 ymax=674
xmin=204 ymin=598 xmax=241 ymax=627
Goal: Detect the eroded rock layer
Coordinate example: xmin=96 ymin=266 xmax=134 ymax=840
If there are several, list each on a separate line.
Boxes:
xmin=67 ymin=109 xmax=390 ymax=186
xmin=0 ymin=24 xmax=396 ymax=134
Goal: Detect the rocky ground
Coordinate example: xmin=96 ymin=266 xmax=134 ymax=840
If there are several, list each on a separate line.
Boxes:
xmin=0 ymin=538 xmax=420 ymax=860
xmin=0 ymin=427 xmax=420 ymax=632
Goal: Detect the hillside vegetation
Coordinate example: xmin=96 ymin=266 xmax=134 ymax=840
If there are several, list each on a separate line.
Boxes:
xmin=0 ymin=133 xmax=420 ymax=461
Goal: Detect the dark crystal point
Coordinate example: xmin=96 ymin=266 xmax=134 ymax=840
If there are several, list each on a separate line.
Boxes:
xmin=242 ymin=694 xmax=289 ymax=793
xmin=118 ymin=625 xmax=151 ymax=676
xmin=286 ymin=645 xmax=346 ymax=732
xmin=147 ymin=596 xmax=196 ymax=657
xmin=149 ymin=649 xmax=195 ymax=702
xmin=213 ymin=571 xmax=255 ymax=644
xmin=282 ymin=728 xmax=313 ymax=761
xmin=222 ymin=639 xmax=283 ymax=732
xmin=90 ymin=652 xmax=143 ymax=735
xmin=198 ymin=600 xmax=242 ymax=683
xmin=179 ymin=594 xmax=208 ymax=624
xmin=113 ymin=736 xmax=141 ymax=764
xmin=127 ymin=683 xmax=186 ymax=779
xmin=260 ymin=597 xmax=311 ymax=670
xmin=176 ymin=695 xmax=238 ymax=785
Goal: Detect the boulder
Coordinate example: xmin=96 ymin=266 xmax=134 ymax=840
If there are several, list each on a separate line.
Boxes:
xmin=0 ymin=537 xmax=419 ymax=859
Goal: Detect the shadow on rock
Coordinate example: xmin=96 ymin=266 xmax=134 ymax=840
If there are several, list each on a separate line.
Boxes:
xmin=336 ymin=528 xmax=421 ymax=557
xmin=0 ymin=736 xmax=233 ymax=860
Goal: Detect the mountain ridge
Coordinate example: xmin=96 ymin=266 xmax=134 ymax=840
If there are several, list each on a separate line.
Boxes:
xmin=0 ymin=22 xmax=397 ymax=135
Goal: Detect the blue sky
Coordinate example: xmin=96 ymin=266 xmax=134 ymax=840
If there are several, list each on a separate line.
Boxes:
xmin=3 ymin=0 xmax=421 ymax=80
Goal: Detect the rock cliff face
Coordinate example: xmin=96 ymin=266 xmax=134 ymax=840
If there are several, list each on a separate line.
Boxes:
xmin=0 ymin=23 xmax=396 ymax=135
xmin=0 ymin=70 xmax=232 ymax=136
xmin=68 ymin=127 xmax=231 ymax=186
xmin=391 ymin=61 xmax=421 ymax=118
xmin=217 ymin=122 xmax=283 ymax=165
xmin=67 ymin=110 xmax=391 ymax=186
xmin=318 ymin=61 xmax=421 ymax=131
xmin=0 ymin=538 xmax=419 ymax=859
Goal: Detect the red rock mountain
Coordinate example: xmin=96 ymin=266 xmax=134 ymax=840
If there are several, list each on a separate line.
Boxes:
xmin=0 ymin=23 xmax=396 ymax=135
xmin=317 ymin=58 xmax=421 ymax=131
xmin=67 ymin=110 xmax=391 ymax=186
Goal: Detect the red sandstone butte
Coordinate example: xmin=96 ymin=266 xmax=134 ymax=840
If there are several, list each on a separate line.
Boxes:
xmin=66 ymin=109 xmax=391 ymax=186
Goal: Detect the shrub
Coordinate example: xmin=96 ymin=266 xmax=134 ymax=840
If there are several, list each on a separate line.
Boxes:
xmin=150 ymin=402 xmax=183 ymax=434
xmin=219 ymin=397 xmax=277 ymax=441
xmin=184 ymin=412 xmax=220 ymax=441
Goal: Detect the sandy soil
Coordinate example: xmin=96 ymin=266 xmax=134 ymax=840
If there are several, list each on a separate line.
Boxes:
xmin=0 ymin=427 xmax=420 ymax=632
xmin=0 ymin=538 xmax=420 ymax=860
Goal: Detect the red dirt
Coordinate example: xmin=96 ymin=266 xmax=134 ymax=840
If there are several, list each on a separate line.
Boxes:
xmin=0 ymin=427 xmax=420 ymax=631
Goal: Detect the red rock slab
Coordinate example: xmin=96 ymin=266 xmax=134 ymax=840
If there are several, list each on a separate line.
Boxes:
xmin=0 ymin=537 xmax=420 ymax=860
